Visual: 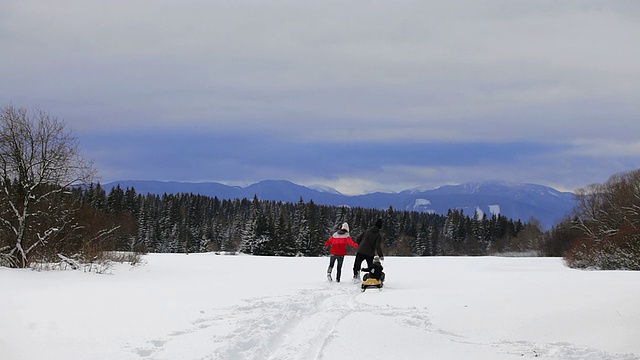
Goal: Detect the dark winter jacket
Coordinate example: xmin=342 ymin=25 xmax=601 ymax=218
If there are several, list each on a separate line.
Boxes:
xmin=362 ymin=262 xmax=384 ymax=280
xmin=324 ymin=229 xmax=358 ymax=256
xmin=355 ymin=226 xmax=384 ymax=259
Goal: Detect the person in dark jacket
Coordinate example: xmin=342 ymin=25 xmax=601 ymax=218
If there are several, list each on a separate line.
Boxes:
xmin=352 ymin=218 xmax=384 ymax=282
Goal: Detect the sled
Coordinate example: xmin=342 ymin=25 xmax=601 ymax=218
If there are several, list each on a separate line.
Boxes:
xmin=361 ymin=277 xmax=383 ymax=292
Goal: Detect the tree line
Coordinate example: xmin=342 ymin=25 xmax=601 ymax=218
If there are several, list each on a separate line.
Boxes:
xmin=71 ymin=183 xmax=537 ymax=259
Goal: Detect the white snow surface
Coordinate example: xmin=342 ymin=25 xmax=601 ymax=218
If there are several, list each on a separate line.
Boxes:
xmin=412 ymin=198 xmax=433 ymax=212
xmin=1 ymin=254 xmax=639 ymax=360
xmin=475 ymin=206 xmax=485 ymax=220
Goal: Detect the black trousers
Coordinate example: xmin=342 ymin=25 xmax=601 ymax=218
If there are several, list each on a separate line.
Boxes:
xmin=328 ymin=255 xmax=345 ymax=281
xmin=353 ymin=253 xmax=374 ymax=278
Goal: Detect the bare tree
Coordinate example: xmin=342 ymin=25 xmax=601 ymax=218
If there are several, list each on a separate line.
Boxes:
xmin=0 ymin=105 xmax=96 ymax=267
xmin=574 ymin=170 xmax=640 ymax=241
xmin=567 ymin=169 xmax=640 ymax=269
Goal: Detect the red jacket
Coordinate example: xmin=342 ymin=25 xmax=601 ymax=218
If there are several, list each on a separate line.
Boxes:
xmin=324 ymin=230 xmax=358 ymax=256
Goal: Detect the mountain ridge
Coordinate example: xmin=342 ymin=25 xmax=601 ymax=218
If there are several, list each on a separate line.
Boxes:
xmin=103 ymin=179 xmax=577 ymax=229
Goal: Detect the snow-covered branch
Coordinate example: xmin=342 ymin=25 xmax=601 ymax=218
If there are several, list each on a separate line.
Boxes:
xmin=0 ymin=105 xmax=96 ymax=267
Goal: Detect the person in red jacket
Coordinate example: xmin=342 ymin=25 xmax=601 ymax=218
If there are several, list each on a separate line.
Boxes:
xmin=324 ymin=222 xmax=358 ymax=282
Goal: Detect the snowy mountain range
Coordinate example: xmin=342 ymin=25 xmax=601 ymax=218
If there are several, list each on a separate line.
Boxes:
xmin=103 ymin=180 xmax=577 ymax=229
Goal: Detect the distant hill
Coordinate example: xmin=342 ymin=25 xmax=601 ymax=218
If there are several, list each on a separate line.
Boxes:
xmin=103 ymin=180 xmax=577 ymax=229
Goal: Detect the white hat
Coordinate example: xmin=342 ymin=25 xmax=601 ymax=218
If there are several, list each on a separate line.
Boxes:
xmin=341 ymin=222 xmax=349 ymax=232
xmin=373 ymin=255 xmax=381 ymax=263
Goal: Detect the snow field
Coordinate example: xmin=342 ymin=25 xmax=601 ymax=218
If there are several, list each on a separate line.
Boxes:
xmin=1 ymin=254 xmax=639 ymax=360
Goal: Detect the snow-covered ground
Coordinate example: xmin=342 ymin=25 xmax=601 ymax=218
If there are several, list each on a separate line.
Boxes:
xmin=1 ymin=254 xmax=639 ymax=360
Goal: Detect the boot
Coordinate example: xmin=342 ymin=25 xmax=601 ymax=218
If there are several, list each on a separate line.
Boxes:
xmin=327 ymin=267 xmax=333 ymax=281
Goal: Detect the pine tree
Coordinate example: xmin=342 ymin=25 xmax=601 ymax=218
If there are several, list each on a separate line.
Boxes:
xmin=274 ymin=207 xmax=296 ymax=256
xmin=384 ymin=206 xmax=397 ymax=248
xmin=293 ymin=197 xmax=311 ymax=256
xmin=107 ymin=185 xmax=125 ymax=215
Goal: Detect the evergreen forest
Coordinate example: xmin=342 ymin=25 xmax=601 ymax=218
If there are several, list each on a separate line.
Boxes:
xmin=73 ymin=183 xmax=539 ymax=258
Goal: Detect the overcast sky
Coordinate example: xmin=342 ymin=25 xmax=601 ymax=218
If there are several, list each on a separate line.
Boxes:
xmin=2 ymin=0 xmax=639 ymax=195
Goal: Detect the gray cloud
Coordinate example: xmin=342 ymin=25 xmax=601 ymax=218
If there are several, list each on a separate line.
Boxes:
xmin=2 ymin=0 xmax=639 ymax=194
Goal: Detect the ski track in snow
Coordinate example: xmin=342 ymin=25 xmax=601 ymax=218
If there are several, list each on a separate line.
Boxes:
xmin=128 ymin=283 xmax=639 ymax=360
